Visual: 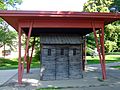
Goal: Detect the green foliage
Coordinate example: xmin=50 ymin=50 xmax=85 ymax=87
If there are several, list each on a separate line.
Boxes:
xmin=86 ymin=33 xmax=96 ymax=56
xmin=0 ymin=22 xmax=17 ymax=50
xmin=105 ymin=21 xmax=120 ymax=51
xmin=83 ymin=0 xmax=113 ymax=12
xmin=0 ymin=0 xmax=22 ymax=10
xmin=106 ymin=52 xmax=120 ymax=55
xmin=86 ymin=33 xmax=96 ymax=48
xmin=105 ymin=40 xmax=117 ymax=53
xmin=0 ymin=0 xmax=22 ymax=51
xmin=22 ymin=36 xmax=40 ymax=61
xmin=83 ymin=0 xmax=120 ymax=53
xmin=110 ymin=0 xmax=120 ymax=11
xmin=34 ymin=49 xmax=40 ymax=61
xmin=34 ymin=37 xmax=41 ymax=61
xmin=86 ymin=47 xmax=94 ymax=56
xmin=105 ymin=23 xmax=120 ymax=42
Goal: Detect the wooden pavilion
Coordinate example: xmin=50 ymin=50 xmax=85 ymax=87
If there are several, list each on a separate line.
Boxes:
xmin=0 ymin=10 xmax=120 ymax=84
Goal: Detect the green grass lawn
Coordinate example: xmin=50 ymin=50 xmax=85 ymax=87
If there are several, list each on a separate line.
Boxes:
xmin=36 ymin=87 xmax=60 ymax=90
xmin=111 ymin=66 xmax=120 ymax=69
xmin=86 ymin=55 xmax=120 ymax=64
xmin=0 ymin=57 xmax=40 ymax=70
xmin=0 ymin=55 xmax=120 ymax=70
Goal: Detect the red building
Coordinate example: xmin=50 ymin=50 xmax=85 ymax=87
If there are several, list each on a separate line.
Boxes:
xmin=0 ymin=10 xmax=120 ymax=84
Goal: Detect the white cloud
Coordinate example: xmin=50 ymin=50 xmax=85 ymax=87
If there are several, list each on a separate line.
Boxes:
xmin=19 ymin=0 xmax=87 ymax=11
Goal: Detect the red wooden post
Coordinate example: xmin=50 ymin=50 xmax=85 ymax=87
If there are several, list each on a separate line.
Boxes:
xmin=92 ymin=22 xmax=106 ymax=80
xmin=100 ymin=27 xmax=106 ymax=80
xmin=24 ymin=22 xmax=33 ymax=73
xmin=82 ymin=36 xmax=86 ymax=71
xmin=26 ymin=47 xmax=30 ymax=73
xmin=98 ymin=28 xmax=106 ymax=80
xmin=18 ymin=25 xmax=22 ymax=84
xmin=28 ymin=37 xmax=36 ymax=72
xmin=92 ymin=22 xmax=102 ymax=65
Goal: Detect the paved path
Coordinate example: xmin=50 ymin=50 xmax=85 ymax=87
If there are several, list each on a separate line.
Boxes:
xmin=60 ymin=84 xmax=120 ymax=90
xmin=87 ymin=62 xmax=120 ymax=69
xmin=0 ymin=67 xmax=119 ymax=90
xmin=0 ymin=69 xmax=17 ymax=86
xmin=0 ymin=62 xmax=120 ymax=90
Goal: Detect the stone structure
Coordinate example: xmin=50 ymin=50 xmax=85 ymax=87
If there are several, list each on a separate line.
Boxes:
xmin=40 ymin=34 xmax=83 ymax=80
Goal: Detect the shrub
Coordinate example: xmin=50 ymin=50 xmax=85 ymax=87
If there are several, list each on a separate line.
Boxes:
xmin=105 ymin=40 xmax=117 ymax=53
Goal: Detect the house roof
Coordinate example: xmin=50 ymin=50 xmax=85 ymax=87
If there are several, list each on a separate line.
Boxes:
xmin=40 ymin=34 xmax=83 ymax=44
xmin=0 ymin=10 xmax=120 ymax=36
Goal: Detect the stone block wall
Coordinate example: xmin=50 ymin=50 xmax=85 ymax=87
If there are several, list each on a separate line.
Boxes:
xmin=40 ymin=45 xmax=83 ymax=80
xmin=41 ymin=47 xmax=56 ymax=80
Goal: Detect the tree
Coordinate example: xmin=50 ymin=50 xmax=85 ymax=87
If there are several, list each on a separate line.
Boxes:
xmin=110 ymin=0 xmax=120 ymax=12
xmin=109 ymin=0 xmax=120 ymax=50
xmin=0 ymin=0 xmax=22 ymax=57
xmin=0 ymin=0 xmax=22 ymax=10
xmin=105 ymin=21 xmax=120 ymax=51
xmin=86 ymin=33 xmax=96 ymax=55
xmin=22 ymin=34 xmax=41 ymax=61
xmin=83 ymin=0 xmax=120 ymax=53
xmin=0 ymin=0 xmax=22 ymax=21
xmin=0 ymin=21 xmax=17 ymax=57
xmin=105 ymin=40 xmax=117 ymax=53
xmin=83 ymin=0 xmax=113 ymax=12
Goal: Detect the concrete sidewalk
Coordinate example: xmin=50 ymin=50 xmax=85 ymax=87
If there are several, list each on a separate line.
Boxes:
xmin=0 ymin=64 xmax=120 ymax=90
xmin=60 ymin=84 xmax=120 ymax=90
xmin=0 ymin=67 xmax=120 ymax=90
xmin=0 ymin=69 xmax=17 ymax=86
xmin=87 ymin=62 xmax=120 ymax=69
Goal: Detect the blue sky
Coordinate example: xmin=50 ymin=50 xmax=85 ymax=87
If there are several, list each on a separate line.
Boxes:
xmin=19 ymin=0 xmax=87 ymax=11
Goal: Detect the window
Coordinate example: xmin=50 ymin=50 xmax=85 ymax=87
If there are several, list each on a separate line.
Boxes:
xmin=48 ymin=49 xmax=51 ymax=56
xmin=73 ymin=49 xmax=76 ymax=55
xmin=61 ymin=49 xmax=64 ymax=55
